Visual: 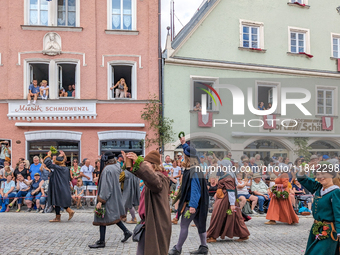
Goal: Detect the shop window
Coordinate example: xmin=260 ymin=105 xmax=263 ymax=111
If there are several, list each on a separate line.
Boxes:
xmin=108 ymin=0 xmax=135 ymax=30
xmin=332 ymin=34 xmax=340 ymax=58
xmin=192 ymin=81 xmax=216 ymax=111
xmin=28 ymin=140 xmax=80 ymax=167
xmin=100 ymin=139 xmax=143 ymax=155
xmin=309 ymin=141 xmax=340 ymax=157
xmin=109 ymin=63 xmax=136 ymax=99
xmin=26 ymin=0 xmax=79 ymax=27
xmin=26 ymin=61 xmax=79 ymax=100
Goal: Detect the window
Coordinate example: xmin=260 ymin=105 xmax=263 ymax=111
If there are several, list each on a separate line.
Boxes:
xmin=108 ymin=62 xmax=137 ymax=100
xmin=190 ymin=77 xmax=219 ymax=111
xmin=290 ymin=0 xmax=308 ymax=4
xmin=108 ymin=0 xmax=136 ymax=30
xmin=243 ymin=26 xmax=259 ymax=48
xmin=58 ymin=0 xmax=77 ymax=27
xmin=332 ymin=34 xmax=340 ymax=58
xmin=29 ymin=0 xmax=48 ymax=26
xmin=290 ymin=32 xmax=305 ymax=53
xmin=288 ymin=27 xmax=310 ymax=54
xmin=100 ymin=139 xmax=143 ymax=155
xmin=256 ymin=81 xmax=280 ymax=113
xmin=26 ymin=0 xmax=79 ymax=27
xmin=317 ymin=89 xmax=333 ymax=115
xmin=25 ymin=60 xmax=80 ymax=100
xmin=239 ymin=20 xmax=264 ymax=49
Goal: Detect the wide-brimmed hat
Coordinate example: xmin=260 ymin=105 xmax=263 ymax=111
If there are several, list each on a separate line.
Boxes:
xmin=252 ymin=173 xmax=262 ymax=179
xmin=310 ymin=155 xmax=318 ymax=160
xmin=144 ymin=150 xmax=161 ymax=165
xmin=183 ymin=144 xmax=198 ymax=159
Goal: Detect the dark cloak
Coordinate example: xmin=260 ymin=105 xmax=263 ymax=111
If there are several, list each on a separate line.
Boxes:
xmin=44 ymin=156 xmax=72 ymax=208
xmin=122 ymin=170 xmax=140 ymax=209
xmin=178 ymin=167 xmax=209 ymax=234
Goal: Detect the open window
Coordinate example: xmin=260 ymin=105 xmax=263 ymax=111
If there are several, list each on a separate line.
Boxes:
xmin=256 ymin=81 xmax=280 ymax=113
xmin=190 ymin=78 xmax=219 ymax=112
xmin=57 ymin=63 xmax=76 ymax=98
xmin=29 ymin=63 xmax=49 ymax=99
xmin=109 ymin=63 xmax=136 ymax=99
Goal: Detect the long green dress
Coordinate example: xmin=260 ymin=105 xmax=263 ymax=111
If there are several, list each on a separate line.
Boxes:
xmin=298 ymin=175 xmax=340 ymax=255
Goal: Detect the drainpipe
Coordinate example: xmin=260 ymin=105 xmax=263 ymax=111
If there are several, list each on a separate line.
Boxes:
xmin=158 ymin=0 xmax=164 ymax=155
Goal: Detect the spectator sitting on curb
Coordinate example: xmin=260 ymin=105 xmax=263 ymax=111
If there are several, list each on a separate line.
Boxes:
xmin=9 ymin=173 xmax=31 ymax=212
xmin=24 ymin=173 xmax=44 ymax=212
xmin=0 ymin=173 xmax=16 ymax=212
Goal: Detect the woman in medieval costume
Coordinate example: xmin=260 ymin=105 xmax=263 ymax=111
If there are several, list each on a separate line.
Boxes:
xmin=265 ymin=169 xmax=299 ymax=225
xmin=88 ymin=152 xmax=132 ymax=249
xmin=168 ymin=137 xmax=209 ymax=255
xmin=44 ymin=150 xmax=75 ymax=222
xmin=206 ymin=160 xmax=250 ymax=243
xmin=297 ymin=162 xmax=340 ymax=255
xmin=120 ymin=168 xmax=140 ymax=224
xmin=123 ymin=150 xmax=171 ymax=255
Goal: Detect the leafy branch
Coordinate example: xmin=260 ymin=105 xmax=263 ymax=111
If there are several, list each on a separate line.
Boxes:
xmin=294 ymin=137 xmax=311 ymax=161
xmin=141 ymin=94 xmax=175 ymax=148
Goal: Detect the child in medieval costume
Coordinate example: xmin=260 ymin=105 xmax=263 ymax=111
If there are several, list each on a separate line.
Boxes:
xmin=168 ymin=137 xmax=209 ymax=255
xmin=120 ymin=168 xmax=140 ymax=224
xmin=297 ymin=162 xmax=340 ymax=255
xmin=123 ymin=150 xmax=171 ymax=255
xmin=265 ymin=170 xmax=299 ymax=225
xmin=206 ymin=160 xmax=250 ymax=243
xmin=89 ymin=152 xmax=132 ymax=248
xmin=44 ymin=150 xmax=75 ymax=222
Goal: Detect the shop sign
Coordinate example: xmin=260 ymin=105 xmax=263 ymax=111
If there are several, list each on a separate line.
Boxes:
xmin=7 ymin=100 xmax=97 ymax=118
xmin=261 ymin=119 xmax=334 ymax=133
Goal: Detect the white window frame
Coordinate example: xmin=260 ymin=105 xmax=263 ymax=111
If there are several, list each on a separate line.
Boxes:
xmin=24 ymin=59 xmax=80 ymax=100
xmin=107 ymin=0 xmax=137 ymax=30
xmin=190 ymin=76 xmax=219 ymax=112
xmin=107 ymin=61 xmax=137 ymax=100
xmin=288 ymin=26 xmax=310 ymax=54
xmin=239 ymin=19 xmax=264 ymax=49
xmin=331 ymin=33 xmax=340 ymax=58
xmin=315 ymin=85 xmax=337 ymax=116
xmin=25 ymin=0 xmax=80 ymax=27
xmin=255 ymin=81 xmax=281 ymax=114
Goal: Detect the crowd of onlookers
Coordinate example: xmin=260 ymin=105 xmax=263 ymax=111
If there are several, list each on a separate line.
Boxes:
xmin=0 ymin=155 xmax=105 ymax=213
xmin=1 ymin=150 xmax=339 ymax=217
xmin=27 ymin=79 xmax=76 ymax=105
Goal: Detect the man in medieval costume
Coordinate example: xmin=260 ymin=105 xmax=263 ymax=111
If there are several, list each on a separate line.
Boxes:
xmin=44 ymin=150 xmax=75 ymax=222
xmin=89 ymin=152 xmax=132 ymax=248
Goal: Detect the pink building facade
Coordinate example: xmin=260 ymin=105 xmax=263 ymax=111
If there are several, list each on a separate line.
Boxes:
xmin=0 ymin=0 xmax=160 ymax=165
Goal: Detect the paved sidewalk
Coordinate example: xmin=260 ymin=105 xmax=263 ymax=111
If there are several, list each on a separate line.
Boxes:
xmin=0 ymin=211 xmax=312 ymax=254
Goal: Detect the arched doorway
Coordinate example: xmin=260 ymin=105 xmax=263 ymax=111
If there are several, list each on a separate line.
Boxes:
xmin=309 ymin=140 xmax=340 ymax=157
xmin=243 ymin=139 xmax=289 ymax=165
xmin=175 ymin=138 xmax=227 ymax=160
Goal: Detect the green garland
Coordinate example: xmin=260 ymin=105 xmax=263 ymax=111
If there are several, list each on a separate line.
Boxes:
xmin=132 ymin=156 xmax=144 ymax=173
xmin=271 ymin=186 xmax=289 ymax=199
xmin=94 ymin=206 xmax=106 ymax=219
xmin=226 ymin=209 xmax=232 ymax=215
xmin=178 ymin=131 xmax=185 ymax=139
xmin=50 ymin=146 xmax=58 ymax=154
xmin=184 ymin=210 xmax=191 ymax=219
xmin=312 ymin=222 xmax=330 ymax=240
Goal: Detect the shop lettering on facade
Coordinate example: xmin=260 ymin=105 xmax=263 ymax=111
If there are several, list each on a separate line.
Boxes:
xmin=7 ymin=101 xmax=96 ymax=119
xmin=266 ymin=119 xmax=331 ymax=133
xmin=14 ymin=105 xmax=90 ymax=113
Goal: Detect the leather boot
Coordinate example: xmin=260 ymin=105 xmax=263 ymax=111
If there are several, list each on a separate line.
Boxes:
xmin=168 ymin=245 xmax=182 ymax=255
xmin=121 ymin=230 xmax=132 ymax=243
xmin=189 ymin=245 xmax=209 ymax=254
xmin=126 ymin=217 xmax=137 ymax=224
xmin=66 ymin=208 xmax=75 ymax=221
xmin=88 ymin=240 xmax=105 ymax=249
xmin=171 ymin=217 xmax=178 ymax=224
xmin=49 ymin=215 xmax=61 ymax=222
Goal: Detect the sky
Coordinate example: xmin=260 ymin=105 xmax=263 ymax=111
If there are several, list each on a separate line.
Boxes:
xmin=161 ymin=0 xmax=204 ymax=49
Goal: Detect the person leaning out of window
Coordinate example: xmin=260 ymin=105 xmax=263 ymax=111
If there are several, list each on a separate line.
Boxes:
xmin=110 ymin=78 xmax=128 ymax=98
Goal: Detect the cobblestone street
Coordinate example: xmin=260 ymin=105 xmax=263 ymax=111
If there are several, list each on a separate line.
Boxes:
xmin=0 ymin=211 xmax=312 ymax=255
